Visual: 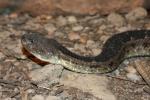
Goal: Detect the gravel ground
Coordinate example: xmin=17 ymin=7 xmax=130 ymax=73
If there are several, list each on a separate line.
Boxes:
xmin=0 ymin=7 xmax=150 ymax=100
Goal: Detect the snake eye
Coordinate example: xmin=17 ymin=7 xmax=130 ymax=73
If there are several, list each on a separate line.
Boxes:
xmin=30 ymin=39 xmax=34 ymax=43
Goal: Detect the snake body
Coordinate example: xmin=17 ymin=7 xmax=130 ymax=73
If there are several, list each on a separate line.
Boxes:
xmin=21 ymin=30 xmax=150 ymax=73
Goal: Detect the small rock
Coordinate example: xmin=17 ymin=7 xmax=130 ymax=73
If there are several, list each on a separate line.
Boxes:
xmin=60 ymin=70 xmax=116 ymax=100
xmin=54 ymin=31 xmax=65 ymax=37
xmin=29 ymin=64 xmax=63 ymax=83
xmin=100 ymin=35 xmax=109 ymax=42
xmin=32 ymin=95 xmax=44 ymax=100
xmin=0 ymin=52 xmax=5 ymax=59
xmin=99 ymin=25 xmax=106 ymax=30
xmin=86 ymin=40 xmax=95 ymax=48
xmin=68 ymin=32 xmax=80 ymax=40
xmin=97 ymin=25 xmax=106 ymax=34
xmin=46 ymin=95 xmax=61 ymax=100
xmin=126 ymin=73 xmax=141 ymax=82
xmin=25 ymin=20 xmax=41 ymax=30
xmin=84 ymin=26 xmax=90 ymax=31
xmin=13 ymin=46 xmax=23 ymax=58
xmin=107 ymin=13 xmax=125 ymax=27
xmin=27 ymin=89 xmax=35 ymax=94
xmin=117 ymin=26 xmax=132 ymax=32
xmin=123 ymin=60 xmax=130 ymax=65
xmin=44 ymin=23 xmax=56 ymax=33
xmin=114 ymin=69 xmax=120 ymax=76
xmin=72 ymin=25 xmax=83 ymax=31
xmin=56 ymin=16 xmax=67 ymax=26
xmin=144 ymin=23 xmax=150 ymax=29
xmin=125 ymin=7 xmax=147 ymax=21
xmin=97 ymin=29 xmax=103 ymax=34
xmin=9 ymin=13 xmax=18 ymax=18
xmin=27 ymin=62 xmax=41 ymax=70
xmin=38 ymin=79 xmax=59 ymax=88
xmin=0 ymin=31 xmax=12 ymax=41
xmin=3 ymin=97 xmax=16 ymax=100
xmin=91 ymin=18 xmax=105 ymax=25
xmin=79 ymin=35 xmax=88 ymax=44
xmin=74 ymin=44 xmax=86 ymax=53
xmin=124 ymin=66 xmax=137 ymax=74
xmin=67 ymin=16 xmax=77 ymax=24
xmin=92 ymin=48 xmax=101 ymax=56
xmin=59 ymin=86 xmax=99 ymax=100
xmin=86 ymin=40 xmax=99 ymax=49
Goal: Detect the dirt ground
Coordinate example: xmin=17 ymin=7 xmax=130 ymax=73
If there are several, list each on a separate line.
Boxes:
xmin=0 ymin=7 xmax=150 ymax=100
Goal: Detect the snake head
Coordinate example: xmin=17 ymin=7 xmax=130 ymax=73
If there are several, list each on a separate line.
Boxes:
xmin=21 ymin=33 xmax=59 ymax=63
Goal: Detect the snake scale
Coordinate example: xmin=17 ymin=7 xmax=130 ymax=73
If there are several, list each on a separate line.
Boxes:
xmin=21 ymin=30 xmax=150 ymax=74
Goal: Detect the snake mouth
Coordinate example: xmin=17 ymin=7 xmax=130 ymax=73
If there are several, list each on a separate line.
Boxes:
xmin=21 ymin=35 xmax=28 ymax=50
xmin=21 ymin=34 xmax=30 ymax=47
xmin=21 ymin=38 xmax=31 ymax=54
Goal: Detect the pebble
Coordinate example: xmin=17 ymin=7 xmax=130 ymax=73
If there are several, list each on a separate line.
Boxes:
xmin=125 ymin=7 xmax=147 ymax=21
xmin=27 ymin=62 xmax=41 ymax=70
xmin=68 ymin=32 xmax=80 ymax=40
xmin=60 ymin=70 xmax=116 ymax=100
xmin=97 ymin=29 xmax=103 ymax=34
xmin=124 ymin=66 xmax=137 ymax=74
xmin=79 ymin=35 xmax=88 ymax=44
xmin=90 ymin=18 xmax=105 ymax=24
xmin=0 ymin=87 xmax=2 ymax=100
xmin=126 ymin=73 xmax=141 ymax=82
xmin=74 ymin=44 xmax=86 ymax=52
xmin=32 ymin=95 xmax=44 ymax=100
xmin=107 ymin=13 xmax=125 ymax=27
xmin=3 ymin=98 xmax=16 ymax=100
xmin=45 ymin=95 xmax=61 ymax=100
xmin=56 ymin=16 xmax=67 ymax=26
xmin=144 ymin=23 xmax=150 ymax=29
xmin=67 ymin=16 xmax=77 ymax=24
xmin=72 ymin=25 xmax=83 ymax=31
xmin=29 ymin=64 xmax=63 ymax=83
xmin=44 ymin=23 xmax=56 ymax=33
xmin=27 ymin=89 xmax=35 ymax=94
xmin=9 ymin=13 xmax=18 ymax=18
xmin=97 ymin=25 xmax=106 ymax=34
xmin=114 ymin=70 xmax=120 ymax=76
xmin=123 ymin=60 xmax=130 ymax=65
xmin=84 ymin=26 xmax=90 ymax=31
xmin=124 ymin=63 xmax=141 ymax=82
xmin=0 ymin=31 xmax=12 ymax=41
xmin=100 ymin=35 xmax=109 ymax=42
xmin=86 ymin=40 xmax=95 ymax=48
xmin=99 ymin=25 xmax=106 ymax=30
xmin=117 ymin=26 xmax=132 ymax=32
xmin=0 ymin=52 xmax=5 ymax=59
xmin=92 ymin=48 xmax=101 ymax=56
xmin=25 ymin=20 xmax=41 ymax=30
xmin=54 ymin=31 xmax=65 ymax=37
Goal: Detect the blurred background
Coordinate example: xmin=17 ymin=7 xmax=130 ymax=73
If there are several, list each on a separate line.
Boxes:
xmin=0 ymin=0 xmax=149 ymax=16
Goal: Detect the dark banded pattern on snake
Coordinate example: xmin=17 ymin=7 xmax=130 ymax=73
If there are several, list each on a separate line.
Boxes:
xmin=21 ymin=30 xmax=150 ymax=73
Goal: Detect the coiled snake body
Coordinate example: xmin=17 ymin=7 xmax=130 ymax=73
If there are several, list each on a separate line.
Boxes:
xmin=21 ymin=30 xmax=150 ymax=74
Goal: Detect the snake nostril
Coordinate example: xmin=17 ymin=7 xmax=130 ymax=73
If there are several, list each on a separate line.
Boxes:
xmin=109 ymin=62 xmax=114 ymax=66
xmin=30 ymin=39 xmax=34 ymax=43
xmin=21 ymin=35 xmax=25 ymax=41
